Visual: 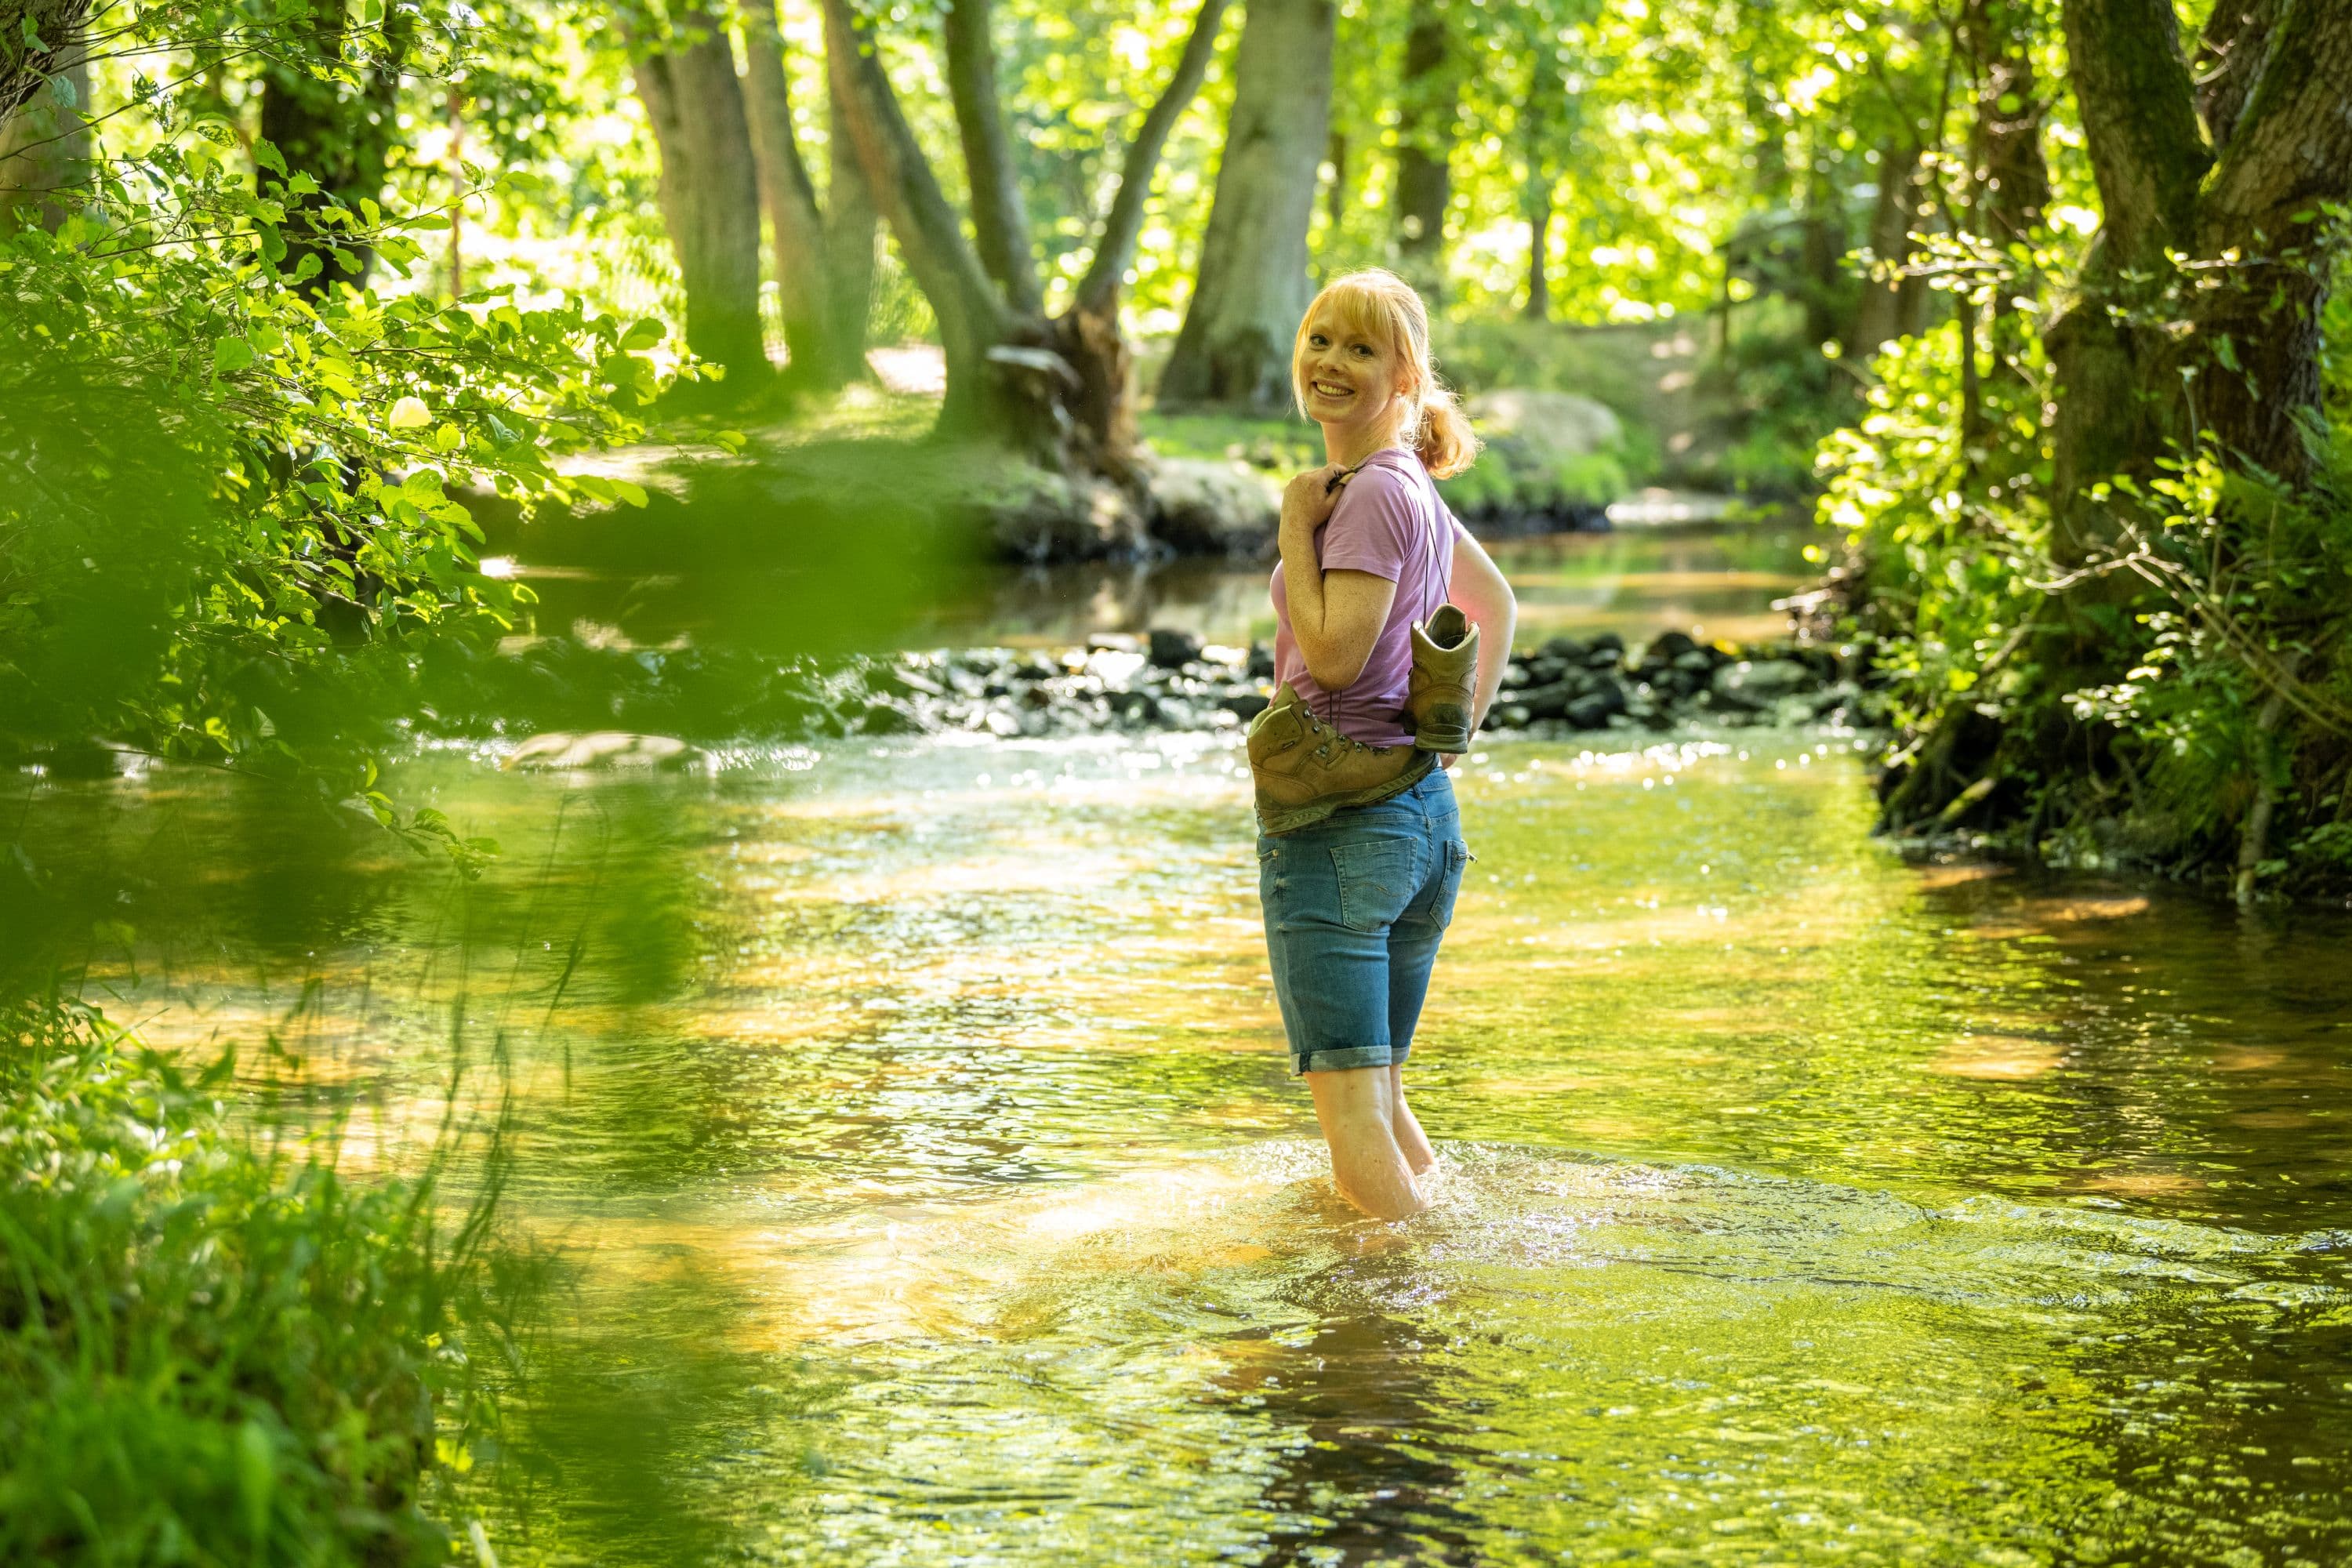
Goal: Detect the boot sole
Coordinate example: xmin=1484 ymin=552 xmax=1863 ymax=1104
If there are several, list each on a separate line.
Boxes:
xmin=1414 ymin=726 xmax=1470 ymax=753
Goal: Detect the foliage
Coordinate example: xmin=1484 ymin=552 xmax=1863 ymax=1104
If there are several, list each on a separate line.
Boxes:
xmin=1 ymin=0 xmax=699 ymax=858
xmin=0 ymin=999 xmax=514 ymax=1565
xmin=1820 ymin=248 xmax=2352 ymax=895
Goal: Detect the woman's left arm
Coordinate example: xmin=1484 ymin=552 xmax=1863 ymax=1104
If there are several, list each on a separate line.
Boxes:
xmin=1279 ymin=466 xmax=1399 ymax=691
xmin=1448 ymin=527 xmax=1519 ymax=733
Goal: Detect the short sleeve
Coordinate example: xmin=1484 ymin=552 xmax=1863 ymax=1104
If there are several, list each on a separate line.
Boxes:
xmin=1317 ymin=463 xmax=1417 ymax=582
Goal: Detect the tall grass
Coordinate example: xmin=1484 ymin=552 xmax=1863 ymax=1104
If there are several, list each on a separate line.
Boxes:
xmin=0 ymin=996 xmax=514 ymax=1566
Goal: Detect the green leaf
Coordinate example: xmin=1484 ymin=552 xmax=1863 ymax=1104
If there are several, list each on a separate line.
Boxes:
xmin=212 ymin=337 xmax=256 ymax=376
xmin=619 ymin=318 xmax=666 ymax=350
xmin=610 ymin=479 xmax=649 ymax=508
xmin=388 ymin=396 xmax=432 ymax=430
xmin=252 ymin=139 xmax=286 ymax=176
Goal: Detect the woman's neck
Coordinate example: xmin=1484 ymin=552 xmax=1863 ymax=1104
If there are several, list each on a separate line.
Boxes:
xmin=1322 ymin=416 xmax=1407 ymax=469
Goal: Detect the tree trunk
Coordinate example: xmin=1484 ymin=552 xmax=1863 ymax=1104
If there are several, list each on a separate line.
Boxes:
xmin=741 ymin=0 xmax=837 ymax=387
xmin=941 ymin=0 xmax=1042 ymax=316
xmin=0 ymin=40 xmax=86 ymax=233
xmin=824 ymin=90 xmax=878 ymax=383
xmin=1158 ymin=0 xmax=1335 ymax=409
xmin=1523 ymin=173 xmax=1552 ymax=321
xmin=1843 ymin=141 xmax=1927 ymax=358
xmin=633 ymin=13 xmax=768 ymax=381
xmin=1961 ymin=0 xmax=2050 ymax=401
xmin=1961 ymin=0 xmax=2050 ymax=249
xmin=1392 ymin=0 xmax=1452 ymax=288
xmin=259 ymin=3 xmax=408 ymax=295
xmin=2049 ymin=0 xmax=2352 ymax=555
xmin=1798 ymin=152 xmax=1846 ymax=358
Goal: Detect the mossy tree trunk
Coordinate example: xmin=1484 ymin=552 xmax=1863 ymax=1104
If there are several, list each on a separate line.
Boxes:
xmin=2049 ymin=0 xmax=2352 ymax=558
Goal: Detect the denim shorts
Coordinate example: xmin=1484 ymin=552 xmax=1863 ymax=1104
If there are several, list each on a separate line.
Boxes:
xmin=1257 ymin=767 xmax=1470 ymax=1076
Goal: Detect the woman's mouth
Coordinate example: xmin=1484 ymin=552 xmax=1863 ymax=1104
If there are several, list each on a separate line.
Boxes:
xmin=1310 ymin=379 xmax=1354 ymax=400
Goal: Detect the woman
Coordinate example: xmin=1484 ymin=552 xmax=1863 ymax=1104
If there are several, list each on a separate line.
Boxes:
xmin=1257 ymin=269 xmax=1518 ymax=1220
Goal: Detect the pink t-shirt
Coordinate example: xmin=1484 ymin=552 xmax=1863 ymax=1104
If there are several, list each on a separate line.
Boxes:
xmin=1270 ymin=448 xmax=1471 ymax=748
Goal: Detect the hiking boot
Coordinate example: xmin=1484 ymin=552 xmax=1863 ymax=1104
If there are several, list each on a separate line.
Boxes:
xmin=1246 ymin=684 xmax=1435 ymax=835
xmin=1407 ymin=605 xmax=1480 ymax=753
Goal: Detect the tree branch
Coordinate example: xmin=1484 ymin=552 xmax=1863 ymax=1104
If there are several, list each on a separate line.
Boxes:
xmin=1074 ymin=0 xmax=1232 ymax=315
xmin=819 ymin=0 xmax=1011 ymax=368
xmin=940 ymin=0 xmax=1041 ymax=315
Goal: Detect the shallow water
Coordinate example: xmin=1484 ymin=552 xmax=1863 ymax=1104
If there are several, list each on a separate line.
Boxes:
xmin=32 ymin=731 xmax=2352 ymax=1565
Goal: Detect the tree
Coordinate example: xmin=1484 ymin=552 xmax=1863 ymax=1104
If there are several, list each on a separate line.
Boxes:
xmin=821 ymin=0 xmax=1233 ymax=469
xmin=1156 ymin=0 xmax=1333 ymax=410
xmin=631 ymin=6 xmax=768 ymax=381
xmin=257 ymin=0 xmax=412 ymax=293
xmin=1393 ymin=0 xmax=1454 ymax=290
xmin=0 ymin=0 xmax=89 ymax=232
xmin=2049 ymin=0 xmax=2352 ymax=553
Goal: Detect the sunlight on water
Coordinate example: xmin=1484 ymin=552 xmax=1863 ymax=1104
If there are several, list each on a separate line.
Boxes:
xmin=34 ymin=729 xmax=2352 ymax=1564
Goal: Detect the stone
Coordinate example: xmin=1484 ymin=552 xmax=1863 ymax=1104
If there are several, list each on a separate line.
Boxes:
xmin=1515 ymin=681 xmax=1576 ymax=721
xmin=503 ymin=731 xmax=708 ymax=771
xmin=1646 ymin=629 xmax=1700 ymax=663
xmin=1710 ymin=659 xmax=1813 ymax=710
xmin=1145 ymin=456 xmax=1282 ymax=557
xmin=1566 ymin=675 xmax=1628 ymax=728
xmin=1219 ymin=692 xmax=1272 ymax=722
xmin=1147 ymin=628 xmax=1203 ymax=669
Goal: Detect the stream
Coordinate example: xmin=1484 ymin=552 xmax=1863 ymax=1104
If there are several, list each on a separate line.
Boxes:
xmin=26 ymin=514 xmax=2352 ymax=1565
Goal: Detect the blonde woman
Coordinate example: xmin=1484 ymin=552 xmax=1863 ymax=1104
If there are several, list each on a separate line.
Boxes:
xmin=1254 ymin=269 xmax=1517 ymax=1219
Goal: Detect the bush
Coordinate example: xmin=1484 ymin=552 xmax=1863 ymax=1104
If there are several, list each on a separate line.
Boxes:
xmin=0 ymin=1002 xmax=510 ymax=1566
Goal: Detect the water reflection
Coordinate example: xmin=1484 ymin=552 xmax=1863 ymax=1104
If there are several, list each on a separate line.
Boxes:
xmin=14 ymin=731 xmax=2352 ymax=1563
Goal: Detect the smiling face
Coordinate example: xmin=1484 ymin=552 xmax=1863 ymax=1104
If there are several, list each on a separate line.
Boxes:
xmin=1294 ymin=296 xmax=1411 ymax=445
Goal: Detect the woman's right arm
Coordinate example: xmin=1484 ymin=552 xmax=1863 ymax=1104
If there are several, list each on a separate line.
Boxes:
xmin=1449 ymin=529 xmax=1518 ymax=735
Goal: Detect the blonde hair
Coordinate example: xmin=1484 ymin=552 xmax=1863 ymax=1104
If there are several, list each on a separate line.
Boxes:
xmin=1290 ymin=268 xmax=1480 ymax=479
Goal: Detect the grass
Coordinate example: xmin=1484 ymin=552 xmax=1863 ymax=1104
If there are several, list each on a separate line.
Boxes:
xmin=0 ymin=997 xmax=513 ymax=1566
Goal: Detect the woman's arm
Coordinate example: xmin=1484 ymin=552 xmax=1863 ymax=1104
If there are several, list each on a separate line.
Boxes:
xmin=1279 ymin=466 xmax=1399 ymax=691
xmin=1448 ymin=528 xmax=1518 ymax=733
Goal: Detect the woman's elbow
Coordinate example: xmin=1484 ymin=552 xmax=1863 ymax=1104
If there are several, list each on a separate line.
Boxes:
xmin=1302 ymin=648 xmax=1369 ymax=691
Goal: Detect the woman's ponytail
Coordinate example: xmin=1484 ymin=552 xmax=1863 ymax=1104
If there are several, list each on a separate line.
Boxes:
xmin=1414 ymin=382 xmax=1479 ymax=479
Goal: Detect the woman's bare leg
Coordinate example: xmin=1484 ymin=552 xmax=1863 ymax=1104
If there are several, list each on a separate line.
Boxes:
xmin=1388 ymin=1065 xmax=1437 ymax=1175
xmin=1305 ymin=1067 xmax=1428 ymax=1219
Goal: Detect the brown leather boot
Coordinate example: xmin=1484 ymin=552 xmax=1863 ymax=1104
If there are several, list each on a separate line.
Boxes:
xmin=1246 ymin=684 xmax=1434 ymax=835
xmin=1407 ymin=605 xmax=1479 ymax=753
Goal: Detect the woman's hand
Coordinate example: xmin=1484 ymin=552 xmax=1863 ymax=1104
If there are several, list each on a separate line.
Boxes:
xmin=1279 ymin=463 xmax=1351 ymax=550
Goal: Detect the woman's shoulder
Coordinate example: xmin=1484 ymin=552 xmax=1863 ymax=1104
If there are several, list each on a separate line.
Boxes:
xmin=1338 ymin=448 xmax=1435 ymax=512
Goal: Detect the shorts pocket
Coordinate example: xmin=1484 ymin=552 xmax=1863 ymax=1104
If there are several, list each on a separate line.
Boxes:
xmin=1330 ymin=838 xmax=1421 ymax=934
xmin=1428 ymin=839 xmax=1469 ymax=930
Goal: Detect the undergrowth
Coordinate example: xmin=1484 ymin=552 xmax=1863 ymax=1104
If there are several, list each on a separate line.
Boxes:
xmin=0 ymin=998 xmax=517 ymax=1565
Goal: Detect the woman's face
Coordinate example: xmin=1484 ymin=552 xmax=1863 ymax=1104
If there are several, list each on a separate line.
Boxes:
xmin=1297 ymin=301 xmax=1407 ymax=439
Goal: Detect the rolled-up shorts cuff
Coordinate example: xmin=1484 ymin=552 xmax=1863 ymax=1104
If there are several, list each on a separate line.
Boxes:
xmin=1292 ymin=1043 xmax=1410 ymax=1077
